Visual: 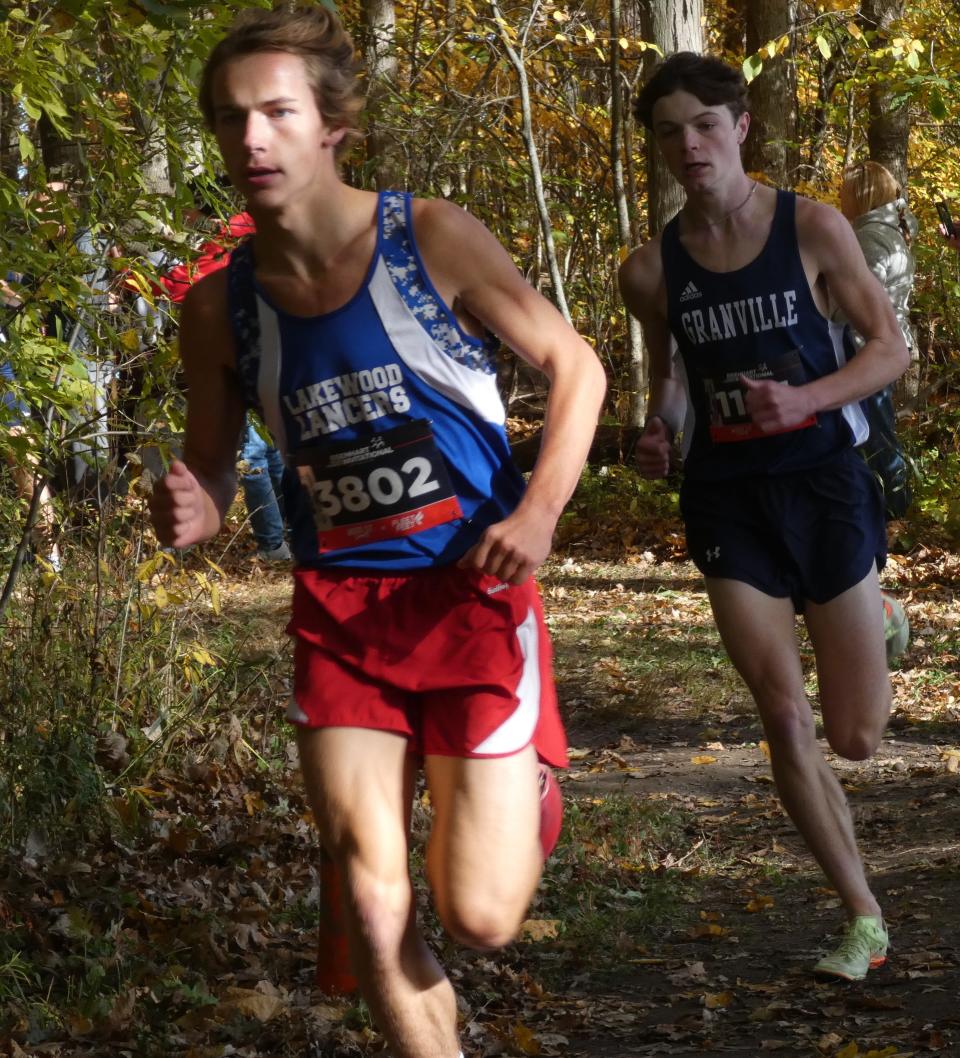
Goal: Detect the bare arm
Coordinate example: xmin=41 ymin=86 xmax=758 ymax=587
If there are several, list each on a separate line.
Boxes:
xmin=745 ymin=200 xmax=909 ymax=433
xmin=618 ymin=240 xmax=687 ymax=477
xmin=149 ymin=270 xmax=245 ymax=547
xmin=413 ymin=199 xmax=606 ymax=583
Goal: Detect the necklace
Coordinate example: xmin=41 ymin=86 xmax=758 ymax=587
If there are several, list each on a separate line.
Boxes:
xmin=685 ymin=180 xmax=758 ymax=229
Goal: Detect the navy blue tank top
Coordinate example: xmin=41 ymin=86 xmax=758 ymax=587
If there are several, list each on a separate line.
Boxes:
xmin=226 ymin=191 xmax=525 ymax=571
xmin=661 ymin=190 xmax=866 ymax=481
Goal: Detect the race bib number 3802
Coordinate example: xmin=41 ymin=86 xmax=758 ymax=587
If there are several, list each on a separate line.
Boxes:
xmin=701 ymin=349 xmax=817 ymax=443
xmin=291 ymin=419 xmax=463 ymax=552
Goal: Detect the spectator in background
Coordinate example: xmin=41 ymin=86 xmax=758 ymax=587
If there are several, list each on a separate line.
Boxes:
xmin=836 ymin=160 xmax=917 ymax=522
xmin=157 ymin=208 xmax=290 ymax=561
xmin=238 ymin=416 xmax=291 ymax=561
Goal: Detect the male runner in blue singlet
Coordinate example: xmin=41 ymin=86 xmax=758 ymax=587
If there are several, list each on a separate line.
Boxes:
xmin=148 ymin=8 xmax=605 ymax=1058
xmin=620 ymin=53 xmax=909 ymax=982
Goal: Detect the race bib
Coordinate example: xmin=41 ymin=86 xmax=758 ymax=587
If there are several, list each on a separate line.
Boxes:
xmin=290 ymin=419 xmax=463 ymax=552
xmin=701 ymin=349 xmax=817 ymax=443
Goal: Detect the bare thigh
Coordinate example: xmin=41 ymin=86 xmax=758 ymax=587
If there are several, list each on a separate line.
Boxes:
xmin=705 ymin=576 xmax=808 ymax=713
xmin=804 ymin=566 xmax=890 ymax=759
xmin=424 ymin=745 xmax=541 ymax=950
xmin=296 ymin=726 xmax=417 ymax=888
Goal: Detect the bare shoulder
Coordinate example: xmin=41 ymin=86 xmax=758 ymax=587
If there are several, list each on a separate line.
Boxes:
xmin=794 ymin=194 xmax=854 ymax=253
xmin=618 ymin=236 xmax=665 ymax=312
xmin=410 ymin=196 xmax=506 ymax=272
xmin=411 ymin=195 xmax=489 ymax=241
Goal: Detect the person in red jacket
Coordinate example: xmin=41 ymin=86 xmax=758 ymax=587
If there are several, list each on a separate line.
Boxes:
xmin=157 ymin=212 xmax=255 ymax=304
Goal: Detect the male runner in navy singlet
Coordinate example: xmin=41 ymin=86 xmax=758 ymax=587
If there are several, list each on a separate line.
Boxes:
xmin=148 ymin=8 xmax=605 ymax=1058
xmin=619 ymin=53 xmax=908 ymax=982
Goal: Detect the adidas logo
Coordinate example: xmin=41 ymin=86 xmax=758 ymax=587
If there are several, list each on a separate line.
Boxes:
xmin=679 ymin=280 xmax=701 ymax=302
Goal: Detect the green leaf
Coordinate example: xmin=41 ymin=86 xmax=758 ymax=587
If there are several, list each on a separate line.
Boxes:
xmin=742 ymin=54 xmax=763 ymax=83
xmin=928 ymin=87 xmax=948 ymax=122
xmin=17 ymin=133 xmax=35 ymax=162
xmin=816 ymin=34 xmax=831 ymax=60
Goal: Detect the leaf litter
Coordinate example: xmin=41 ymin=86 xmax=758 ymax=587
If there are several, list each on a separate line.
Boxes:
xmin=2 ymin=537 xmax=959 ymax=1057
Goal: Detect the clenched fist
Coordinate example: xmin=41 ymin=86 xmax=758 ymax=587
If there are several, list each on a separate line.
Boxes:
xmin=149 ymin=460 xmax=213 ymax=549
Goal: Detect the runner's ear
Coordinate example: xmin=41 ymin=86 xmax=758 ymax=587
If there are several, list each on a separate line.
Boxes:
xmin=322 ymin=126 xmax=348 ymax=149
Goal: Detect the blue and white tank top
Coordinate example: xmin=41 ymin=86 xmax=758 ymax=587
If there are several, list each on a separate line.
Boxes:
xmin=227 ymin=190 xmax=525 ymax=570
xmin=662 ymin=189 xmax=867 ymax=481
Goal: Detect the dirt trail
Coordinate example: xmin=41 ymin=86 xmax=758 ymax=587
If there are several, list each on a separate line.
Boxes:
xmin=540 ymin=555 xmax=960 ymax=1058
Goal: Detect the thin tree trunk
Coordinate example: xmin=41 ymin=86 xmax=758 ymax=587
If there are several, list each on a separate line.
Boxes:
xmin=640 ymin=0 xmax=704 ymax=237
xmin=860 ymin=0 xmax=909 ymax=189
xmin=743 ymin=0 xmax=798 ymax=185
xmin=490 ymin=0 xmax=570 ymax=322
xmin=364 ymin=0 xmax=401 ymax=189
xmin=611 ymin=0 xmax=645 ymax=423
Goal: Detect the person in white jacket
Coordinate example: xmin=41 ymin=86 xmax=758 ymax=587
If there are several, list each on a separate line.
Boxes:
xmin=838 ymin=160 xmax=915 ymax=659
xmin=836 ymin=161 xmax=917 ymax=520
xmin=839 ymin=161 xmax=918 ymax=359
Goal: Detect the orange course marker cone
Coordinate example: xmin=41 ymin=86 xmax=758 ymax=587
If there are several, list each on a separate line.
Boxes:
xmin=316 ymin=847 xmax=359 ymax=995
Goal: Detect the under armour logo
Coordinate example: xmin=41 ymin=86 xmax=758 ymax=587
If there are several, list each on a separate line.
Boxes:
xmin=705 ymin=546 xmax=720 ymax=561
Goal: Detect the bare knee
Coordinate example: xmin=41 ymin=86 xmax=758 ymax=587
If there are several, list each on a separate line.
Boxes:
xmin=345 ymin=865 xmax=414 ymax=961
xmin=823 ymin=718 xmax=884 ymax=761
xmin=437 ymin=891 xmax=526 ymax=951
xmin=757 ymin=693 xmax=816 ymax=756
xmin=820 ymin=684 xmax=890 ymax=761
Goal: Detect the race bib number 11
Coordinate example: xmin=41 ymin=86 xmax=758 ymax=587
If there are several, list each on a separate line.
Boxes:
xmin=291 ymin=419 xmax=463 ymax=552
xmin=701 ymin=349 xmax=817 ymax=443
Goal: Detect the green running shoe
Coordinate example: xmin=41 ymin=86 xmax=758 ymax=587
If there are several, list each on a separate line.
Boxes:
xmin=814 ymin=916 xmax=889 ymax=981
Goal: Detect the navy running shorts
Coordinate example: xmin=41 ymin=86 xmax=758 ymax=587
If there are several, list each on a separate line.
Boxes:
xmin=680 ymin=449 xmax=886 ymax=610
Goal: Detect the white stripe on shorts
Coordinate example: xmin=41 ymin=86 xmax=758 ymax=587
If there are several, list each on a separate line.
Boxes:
xmin=471 ymin=606 xmax=540 ymax=756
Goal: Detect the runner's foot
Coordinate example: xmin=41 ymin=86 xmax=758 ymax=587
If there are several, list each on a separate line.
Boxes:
xmin=813 ymin=915 xmax=888 ymax=981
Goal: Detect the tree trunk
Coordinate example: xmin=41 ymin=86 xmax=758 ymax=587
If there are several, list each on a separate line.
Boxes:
xmin=491 ymin=0 xmax=571 ymax=322
xmin=859 ymin=0 xmax=909 ymax=189
xmin=743 ymin=0 xmax=798 ymax=185
xmin=640 ymin=0 xmax=704 ymax=237
xmin=611 ymin=0 xmax=645 ymax=423
xmin=363 ymin=0 xmax=402 ymax=189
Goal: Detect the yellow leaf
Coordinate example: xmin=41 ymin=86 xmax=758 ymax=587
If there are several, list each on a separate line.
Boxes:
xmin=619 ymin=37 xmax=628 ymax=49
xmin=704 ymin=991 xmax=733 ymax=1009
xmin=552 ymin=9 xmax=569 ymax=21
xmin=746 ymin=895 xmax=775 ymax=912
xmin=210 ymin=582 xmax=221 ymax=615
xmin=584 ymin=26 xmax=595 ymax=42
xmin=513 ymin=1022 xmax=541 ymax=1055
xmin=758 ymin=740 xmax=771 ymax=760
xmin=215 ymin=987 xmax=283 ymax=1023
xmin=519 ymin=918 xmax=561 ymax=941
xmin=243 ymin=791 xmax=265 ymax=816
xmin=846 ymin=21 xmax=863 ymax=40
xmin=691 ymin=754 xmax=717 ymax=765
xmin=689 ymin=922 xmax=731 ymax=940
xmin=154 ymin=584 xmax=169 ymax=609
xmin=836 ymin=1043 xmax=859 ymax=1058
xmin=940 ymin=748 xmax=960 ymax=773
xmin=120 ymin=328 xmax=140 ymax=352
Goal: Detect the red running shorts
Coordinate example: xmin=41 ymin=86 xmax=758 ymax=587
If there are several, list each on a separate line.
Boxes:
xmin=285 ymin=565 xmax=567 ymax=768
